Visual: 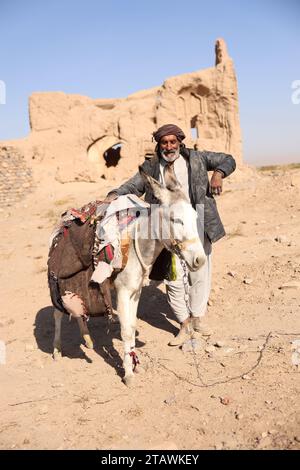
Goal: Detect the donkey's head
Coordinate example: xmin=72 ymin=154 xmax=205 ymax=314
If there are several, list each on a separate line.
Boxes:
xmin=139 ymin=167 xmax=205 ymax=271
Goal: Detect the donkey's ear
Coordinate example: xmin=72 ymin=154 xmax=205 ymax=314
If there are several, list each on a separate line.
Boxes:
xmin=138 ymin=166 xmax=151 ymax=183
xmin=139 ymin=166 xmax=169 ymax=204
xmin=165 ymin=171 xmax=182 ymax=191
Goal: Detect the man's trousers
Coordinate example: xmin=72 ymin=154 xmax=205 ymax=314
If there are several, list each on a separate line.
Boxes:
xmin=164 ymin=235 xmax=212 ymax=323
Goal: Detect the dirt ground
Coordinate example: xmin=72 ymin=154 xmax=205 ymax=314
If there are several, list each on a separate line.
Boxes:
xmin=0 ymin=165 xmax=300 ymax=450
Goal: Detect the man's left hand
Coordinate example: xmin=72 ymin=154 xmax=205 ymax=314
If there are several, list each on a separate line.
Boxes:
xmin=210 ymin=171 xmax=223 ymax=196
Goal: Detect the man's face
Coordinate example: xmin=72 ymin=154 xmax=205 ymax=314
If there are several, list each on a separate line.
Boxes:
xmin=159 ymin=135 xmax=180 ymax=162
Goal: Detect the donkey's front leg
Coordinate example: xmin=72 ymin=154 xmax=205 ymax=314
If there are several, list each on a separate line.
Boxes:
xmin=117 ymin=288 xmax=137 ymax=387
xmin=128 ymin=289 xmax=141 ymax=373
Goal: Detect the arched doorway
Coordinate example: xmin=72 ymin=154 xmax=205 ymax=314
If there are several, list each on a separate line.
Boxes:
xmin=103 ymin=143 xmax=122 ymax=167
xmin=190 ymin=115 xmax=199 ymax=140
xmin=87 ymin=137 xmax=123 ymax=167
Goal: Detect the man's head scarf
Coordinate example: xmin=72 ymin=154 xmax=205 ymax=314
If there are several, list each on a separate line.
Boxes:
xmin=152 ymin=124 xmax=186 ymax=143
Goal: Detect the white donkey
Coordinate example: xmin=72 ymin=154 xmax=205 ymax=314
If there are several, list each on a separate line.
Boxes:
xmin=52 ymin=170 xmax=205 ymax=386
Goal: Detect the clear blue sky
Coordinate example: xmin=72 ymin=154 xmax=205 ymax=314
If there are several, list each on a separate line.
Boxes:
xmin=0 ymin=0 xmax=299 ymax=165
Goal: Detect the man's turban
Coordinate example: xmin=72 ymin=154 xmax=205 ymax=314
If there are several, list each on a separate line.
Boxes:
xmin=152 ymin=124 xmax=186 ymax=143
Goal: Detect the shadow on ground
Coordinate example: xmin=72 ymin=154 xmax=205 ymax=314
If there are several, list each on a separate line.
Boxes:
xmin=34 ymin=283 xmax=177 ymax=375
xmin=34 ymin=306 xmax=122 ymax=373
xmin=138 ymin=282 xmax=178 ymax=336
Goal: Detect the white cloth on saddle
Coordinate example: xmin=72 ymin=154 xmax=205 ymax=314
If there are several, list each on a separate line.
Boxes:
xmin=91 ymin=261 xmax=114 ymax=284
xmin=96 ymin=194 xmax=149 ymax=223
xmin=91 ymin=195 xmax=149 ymax=284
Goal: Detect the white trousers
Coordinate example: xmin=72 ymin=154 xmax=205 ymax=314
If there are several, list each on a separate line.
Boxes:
xmin=164 ymin=235 xmax=212 ymax=324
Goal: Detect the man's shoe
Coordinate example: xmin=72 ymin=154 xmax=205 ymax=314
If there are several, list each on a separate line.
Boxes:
xmin=168 ymin=322 xmax=194 ymax=347
xmin=192 ymin=317 xmax=212 ymax=336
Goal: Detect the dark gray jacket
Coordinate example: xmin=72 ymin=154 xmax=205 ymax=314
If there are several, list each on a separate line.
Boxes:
xmin=110 ymin=147 xmax=236 ymax=243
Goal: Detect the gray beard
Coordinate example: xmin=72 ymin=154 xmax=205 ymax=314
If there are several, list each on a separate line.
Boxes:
xmin=161 ymin=148 xmax=180 ymax=163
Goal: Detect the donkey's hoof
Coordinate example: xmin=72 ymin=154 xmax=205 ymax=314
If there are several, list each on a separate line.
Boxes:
xmin=53 ymin=349 xmax=62 ymax=361
xmin=134 ymin=365 xmax=145 ymax=375
xmin=123 ymin=375 xmax=134 ymax=387
xmin=83 ymin=335 xmax=94 ymax=350
xmin=84 ymin=339 xmax=94 ymax=350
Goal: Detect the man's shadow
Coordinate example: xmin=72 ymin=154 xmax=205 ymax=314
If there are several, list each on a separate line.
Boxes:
xmin=137 ymin=282 xmax=178 ymax=336
xmin=34 ymin=284 xmax=177 ymax=377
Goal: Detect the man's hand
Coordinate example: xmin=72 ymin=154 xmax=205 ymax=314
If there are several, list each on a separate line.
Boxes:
xmin=96 ymin=192 xmax=119 ymax=218
xmin=210 ymin=171 xmax=223 ymax=196
xmin=102 ymin=192 xmax=118 ymax=204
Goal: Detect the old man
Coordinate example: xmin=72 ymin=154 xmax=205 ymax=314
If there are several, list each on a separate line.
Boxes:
xmin=105 ymin=124 xmax=236 ymax=346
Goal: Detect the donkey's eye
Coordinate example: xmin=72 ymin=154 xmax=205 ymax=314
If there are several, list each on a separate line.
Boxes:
xmin=173 ymin=218 xmax=184 ymax=225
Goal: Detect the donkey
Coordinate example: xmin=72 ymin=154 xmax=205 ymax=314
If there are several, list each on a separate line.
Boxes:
xmin=52 ymin=170 xmax=206 ymax=386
